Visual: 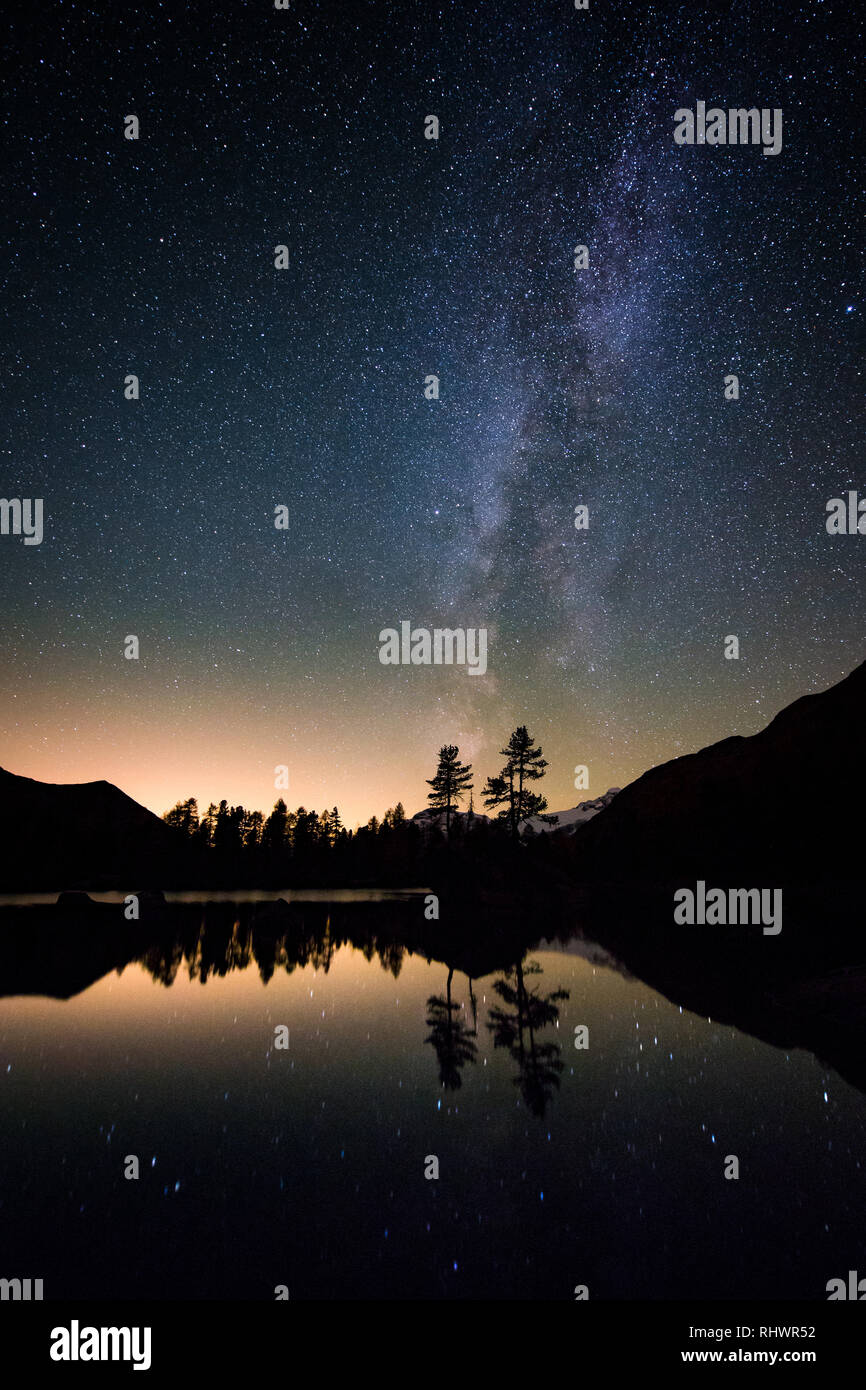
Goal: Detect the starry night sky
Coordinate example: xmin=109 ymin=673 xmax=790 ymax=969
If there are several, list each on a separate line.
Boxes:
xmin=1 ymin=0 xmax=863 ymax=828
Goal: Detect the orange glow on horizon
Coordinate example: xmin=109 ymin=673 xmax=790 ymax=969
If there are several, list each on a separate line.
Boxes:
xmin=0 ymin=662 xmax=819 ymax=829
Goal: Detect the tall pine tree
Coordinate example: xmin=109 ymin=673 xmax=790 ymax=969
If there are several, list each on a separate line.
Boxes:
xmin=482 ymin=726 xmax=548 ymax=837
xmin=426 ymin=745 xmax=473 ymax=840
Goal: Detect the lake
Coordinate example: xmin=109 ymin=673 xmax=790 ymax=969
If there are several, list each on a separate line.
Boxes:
xmin=0 ymin=894 xmax=863 ymax=1300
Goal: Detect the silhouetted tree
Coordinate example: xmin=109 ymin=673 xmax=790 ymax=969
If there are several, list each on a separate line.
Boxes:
xmin=213 ymin=802 xmax=244 ymax=857
xmin=293 ymin=807 xmax=319 ymax=860
xmin=243 ymin=809 xmax=264 ymax=851
xmin=482 ymin=726 xmax=548 ymax=837
xmin=426 ymin=745 xmax=473 ymax=839
xmin=163 ymin=798 xmax=199 ymax=837
xmin=198 ymin=802 xmax=218 ymax=850
xmin=213 ymin=800 xmax=229 ymax=851
xmin=262 ymin=799 xmax=290 ymax=860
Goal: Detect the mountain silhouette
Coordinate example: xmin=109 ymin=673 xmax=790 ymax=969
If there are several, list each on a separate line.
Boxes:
xmin=572 ymin=656 xmax=865 ymax=890
xmin=0 ymin=767 xmax=188 ymax=890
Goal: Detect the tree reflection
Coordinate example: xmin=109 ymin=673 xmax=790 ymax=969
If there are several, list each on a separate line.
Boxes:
xmin=487 ymin=958 xmax=569 ymax=1116
xmin=424 ymin=967 xmax=478 ymax=1089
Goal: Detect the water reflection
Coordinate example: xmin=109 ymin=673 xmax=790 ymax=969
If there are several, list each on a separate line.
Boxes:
xmin=2 ymin=895 xmax=866 ymax=1300
xmin=1 ymin=896 xmax=578 ymax=1117
xmin=3 ymin=893 xmax=866 ymax=1105
xmin=0 ymin=895 xmax=516 ymax=999
xmin=425 ymin=967 xmax=478 ymax=1089
xmin=488 ymin=960 xmax=570 ymax=1116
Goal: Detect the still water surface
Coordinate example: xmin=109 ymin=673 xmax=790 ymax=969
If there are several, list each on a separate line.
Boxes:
xmin=0 ymin=901 xmax=862 ymax=1300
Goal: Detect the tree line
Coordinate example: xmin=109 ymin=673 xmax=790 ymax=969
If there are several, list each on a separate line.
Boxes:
xmin=160 ymin=724 xmax=550 ymax=881
xmin=162 ymin=797 xmax=415 ymax=851
xmin=164 ymin=724 xmax=548 ymax=844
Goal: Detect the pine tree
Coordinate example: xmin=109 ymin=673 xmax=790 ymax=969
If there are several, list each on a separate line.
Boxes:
xmin=162 ymin=798 xmax=199 ymax=837
xmin=199 ymin=802 xmax=218 ymax=850
xmin=482 ymin=771 xmax=513 ymax=835
xmin=293 ymin=807 xmax=318 ymax=851
xmin=243 ymin=809 xmax=264 ymax=851
xmin=213 ymin=800 xmax=233 ymax=853
xmin=482 ymin=725 xmax=548 ymax=837
xmin=426 ymin=745 xmax=473 ymax=840
xmin=381 ymin=802 xmax=406 ymax=831
xmin=262 ymin=799 xmax=290 ymax=857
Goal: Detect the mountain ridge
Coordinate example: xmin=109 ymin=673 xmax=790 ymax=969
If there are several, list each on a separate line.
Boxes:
xmin=0 ymin=765 xmax=186 ymax=890
xmin=571 ymin=656 xmax=866 ymax=886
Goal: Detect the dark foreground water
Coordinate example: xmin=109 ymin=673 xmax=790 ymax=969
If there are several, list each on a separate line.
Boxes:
xmin=0 ymin=894 xmax=863 ymax=1301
